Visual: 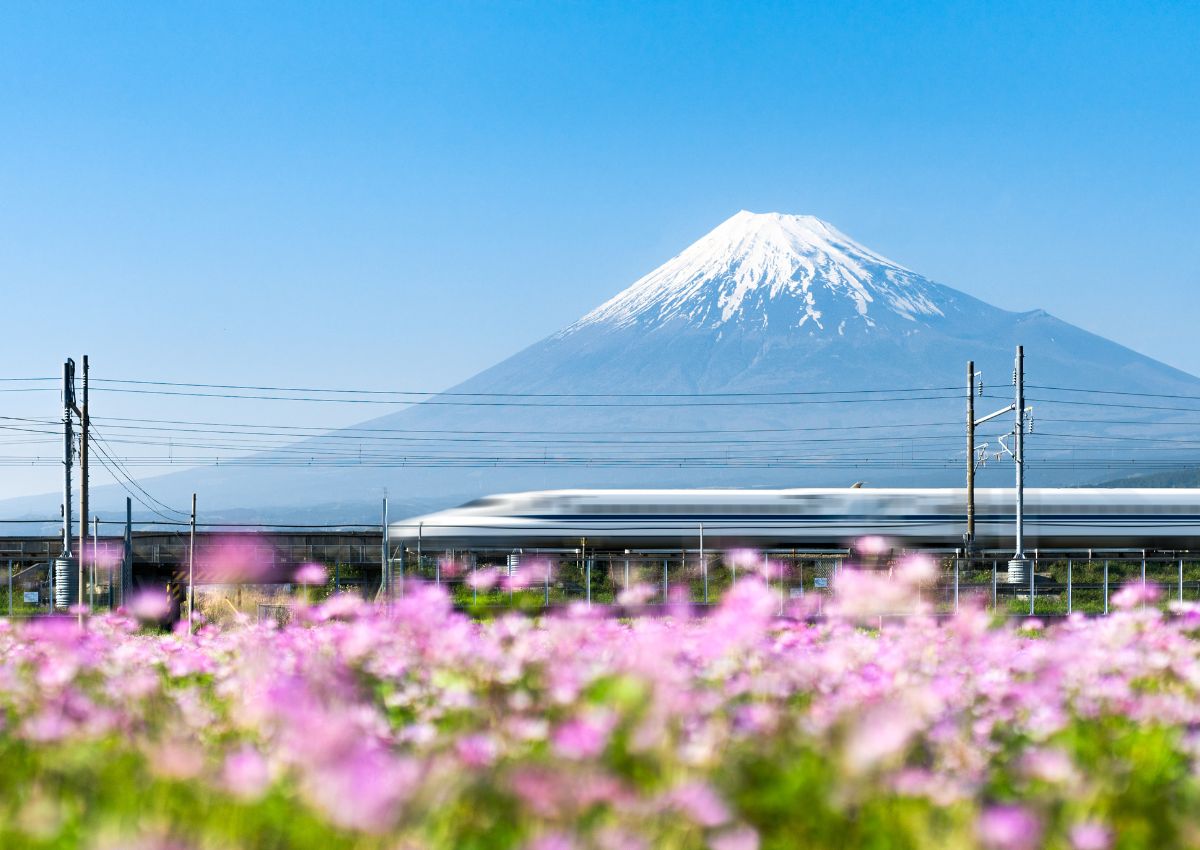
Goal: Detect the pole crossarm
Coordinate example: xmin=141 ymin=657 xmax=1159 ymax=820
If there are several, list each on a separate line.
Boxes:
xmin=974 ymin=403 xmax=1015 ymax=428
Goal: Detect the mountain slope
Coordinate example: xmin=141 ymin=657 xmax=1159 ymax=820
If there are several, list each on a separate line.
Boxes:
xmin=5 ymin=211 xmax=1200 ymax=523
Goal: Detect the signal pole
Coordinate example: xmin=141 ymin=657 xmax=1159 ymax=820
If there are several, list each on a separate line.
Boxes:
xmin=57 ymin=359 xmax=76 ymax=610
xmin=966 ymin=361 xmax=975 ymax=550
xmin=1008 ymin=345 xmax=1032 ymax=586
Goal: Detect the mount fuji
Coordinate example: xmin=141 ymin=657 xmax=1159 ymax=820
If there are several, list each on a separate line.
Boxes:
xmin=7 ymin=211 xmax=1200 ymax=523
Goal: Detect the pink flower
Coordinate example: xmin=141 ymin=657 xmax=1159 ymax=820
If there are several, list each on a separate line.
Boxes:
xmin=318 ymin=592 xmax=368 ymax=620
xmin=309 ymin=748 xmax=418 ymax=833
xmin=527 ymin=834 xmax=575 ymax=850
xmin=456 ymin=734 xmax=498 ymax=768
xmin=617 ymin=583 xmax=657 ymax=606
xmin=843 ymin=702 xmax=919 ymax=772
xmin=223 ymin=746 xmax=270 ymax=800
xmin=895 ymin=553 xmax=938 ymax=585
xmin=712 ymin=827 xmax=760 ymax=850
xmin=1111 ymin=582 xmax=1161 ymax=610
xmin=668 ymin=782 xmax=730 ymax=827
xmin=725 ymin=549 xmax=761 ymax=570
xmin=1069 ymin=821 xmax=1111 ymax=850
xmin=294 ymin=562 xmax=328 ymax=585
xmin=129 ymin=589 xmax=172 ymax=622
xmin=977 ymin=805 xmax=1042 ymax=850
xmin=148 ymin=741 xmax=205 ymax=780
xmin=856 ymin=536 xmax=890 ymax=556
xmin=197 ymin=536 xmax=278 ymax=583
xmin=467 ymin=567 xmax=500 ymax=590
xmin=1021 ymin=748 xmax=1076 ymax=785
xmin=552 ymin=716 xmax=611 ymax=760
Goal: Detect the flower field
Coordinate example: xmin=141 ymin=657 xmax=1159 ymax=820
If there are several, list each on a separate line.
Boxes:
xmin=3 ymin=563 xmax=1200 ymax=849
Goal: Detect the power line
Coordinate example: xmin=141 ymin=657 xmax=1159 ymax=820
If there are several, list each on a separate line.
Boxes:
xmin=1029 ymin=384 xmax=1200 ymax=402
xmin=93 ymin=377 xmax=963 ymax=398
xmin=88 ymin=426 xmax=190 ymax=521
xmin=90 ymin=385 xmax=968 ymax=407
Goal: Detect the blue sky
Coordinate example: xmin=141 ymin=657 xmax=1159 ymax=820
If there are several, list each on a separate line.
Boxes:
xmin=2 ymin=1 xmax=1198 ymax=496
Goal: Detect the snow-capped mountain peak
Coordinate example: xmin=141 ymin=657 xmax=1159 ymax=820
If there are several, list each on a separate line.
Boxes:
xmin=564 ymin=210 xmax=948 ymax=335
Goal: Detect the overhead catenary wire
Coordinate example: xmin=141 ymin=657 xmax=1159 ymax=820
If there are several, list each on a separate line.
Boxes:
xmin=8 ymin=375 xmax=1200 ymax=482
xmin=87 ymin=426 xmax=191 ymax=521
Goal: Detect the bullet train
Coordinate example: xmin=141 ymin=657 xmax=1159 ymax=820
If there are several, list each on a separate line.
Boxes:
xmin=389 ymin=488 xmax=1200 ymax=550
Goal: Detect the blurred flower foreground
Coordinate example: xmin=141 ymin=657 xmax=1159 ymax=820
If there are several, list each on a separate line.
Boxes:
xmin=3 ymin=569 xmax=1200 ymax=850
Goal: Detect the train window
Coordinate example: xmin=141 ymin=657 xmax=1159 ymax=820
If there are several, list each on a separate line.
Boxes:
xmin=462 ymin=497 xmax=502 ymax=509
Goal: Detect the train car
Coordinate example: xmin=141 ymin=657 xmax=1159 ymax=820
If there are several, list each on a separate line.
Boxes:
xmin=389 ymin=488 xmax=1200 ymax=551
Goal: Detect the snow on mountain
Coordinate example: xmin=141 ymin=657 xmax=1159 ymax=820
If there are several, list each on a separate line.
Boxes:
xmin=566 ymin=211 xmax=946 ymax=334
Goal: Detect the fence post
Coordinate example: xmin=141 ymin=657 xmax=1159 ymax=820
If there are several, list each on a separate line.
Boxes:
xmin=7 ymin=559 xmax=11 ymax=617
xmin=992 ymin=558 xmax=997 ymax=611
xmin=1141 ymin=550 xmax=1147 ymax=611
xmin=779 ymin=554 xmax=785 ymax=616
xmin=1180 ymin=557 xmax=1185 ymax=604
xmin=1029 ymin=549 xmax=1036 ymax=616
xmin=954 ymin=553 xmax=960 ymax=613
xmin=1104 ymin=560 xmax=1109 ymax=614
xmin=1067 ymin=559 xmax=1072 ymax=615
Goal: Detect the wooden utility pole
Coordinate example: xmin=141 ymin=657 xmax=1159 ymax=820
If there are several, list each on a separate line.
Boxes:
xmin=77 ymin=356 xmax=88 ymax=621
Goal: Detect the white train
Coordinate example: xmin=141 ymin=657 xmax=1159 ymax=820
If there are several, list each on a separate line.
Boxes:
xmin=389 ymin=488 xmax=1200 ymax=550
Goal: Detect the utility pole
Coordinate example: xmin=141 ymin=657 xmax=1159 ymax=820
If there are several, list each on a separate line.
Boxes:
xmin=57 ymin=359 xmax=76 ymax=610
xmin=188 ymin=493 xmax=196 ymax=628
xmin=77 ymin=355 xmax=88 ymax=616
xmin=972 ymin=349 xmax=1033 ymax=580
xmin=1008 ymin=345 xmax=1033 ymax=587
xmin=965 ymin=361 xmax=988 ymax=553
xmin=966 ymin=360 xmax=975 ymax=550
xmin=90 ymin=515 xmax=98 ymax=610
xmin=381 ymin=496 xmax=389 ymax=603
xmin=122 ymin=497 xmax=132 ymax=608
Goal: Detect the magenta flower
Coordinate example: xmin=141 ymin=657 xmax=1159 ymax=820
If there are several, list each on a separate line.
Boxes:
xmin=617 ymin=583 xmax=657 ymax=606
xmin=129 ymin=589 xmax=172 ymax=622
xmin=668 ymin=781 xmax=731 ymax=827
xmin=1111 ymin=582 xmax=1161 ymax=610
xmin=294 ymin=562 xmax=328 ymax=585
xmin=552 ymin=716 xmax=611 ymax=760
xmin=223 ymin=746 xmax=270 ymax=800
xmin=1069 ymin=821 xmax=1112 ymax=850
xmin=977 ymin=805 xmax=1042 ymax=850
xmin=467 ymin=567 xmax=500 ymax=590
xmin=711 ymin=827 xmax=760 ymax=850
xmin=856 ymin=535 xmax=890 ymax=556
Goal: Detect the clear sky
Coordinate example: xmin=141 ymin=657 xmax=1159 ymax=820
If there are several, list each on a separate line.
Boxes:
xmin=2 ymin=1 xmax=1199 ymax=498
